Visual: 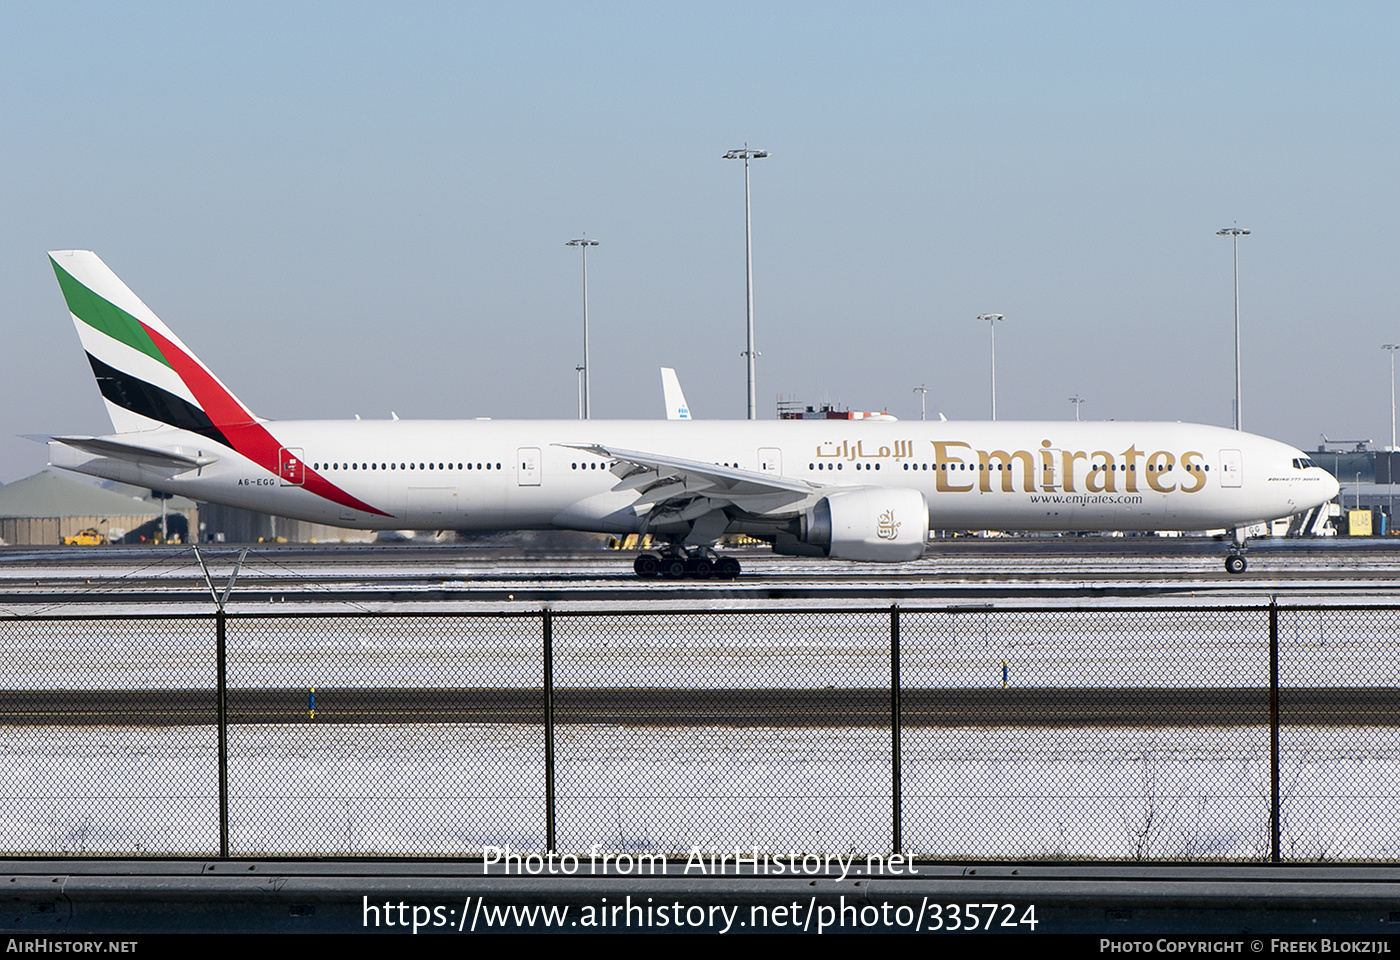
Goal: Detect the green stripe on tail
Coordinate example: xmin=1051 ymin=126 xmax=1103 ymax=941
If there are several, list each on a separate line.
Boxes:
xmin=50 ymin=257 xmax=170 ymax=368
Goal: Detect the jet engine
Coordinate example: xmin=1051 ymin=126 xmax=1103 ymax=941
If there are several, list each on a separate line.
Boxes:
xmin=775 ymin=487 xmax=929 ymax=562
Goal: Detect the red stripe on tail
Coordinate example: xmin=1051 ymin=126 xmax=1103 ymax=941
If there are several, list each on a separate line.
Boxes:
xmin=140 ymin=324 xmax=393 ymax=518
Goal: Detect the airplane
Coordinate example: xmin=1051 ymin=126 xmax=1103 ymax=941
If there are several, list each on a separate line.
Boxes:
xmin=41 ymin=250 xmax=1340 ymax=578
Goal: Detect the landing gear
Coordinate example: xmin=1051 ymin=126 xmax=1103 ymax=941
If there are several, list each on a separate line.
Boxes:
xmin=633 ymin=547 xmax=741 ymax=580
xmin=1223 ymin=524 xmax=1250 ymax=575
xmin=686 ymin=555 xmax=715 ymax=579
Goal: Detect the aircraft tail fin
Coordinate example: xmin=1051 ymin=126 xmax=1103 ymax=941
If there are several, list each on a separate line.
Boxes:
xmin=48 ymin=250 xmax=257 ymax=446
xmin=661 ymin=367 xmax=691 ymax=420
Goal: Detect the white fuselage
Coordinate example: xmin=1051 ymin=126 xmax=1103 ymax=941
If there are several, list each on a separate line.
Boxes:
xmin=56 ymin=418 xmax=1338 ymax=534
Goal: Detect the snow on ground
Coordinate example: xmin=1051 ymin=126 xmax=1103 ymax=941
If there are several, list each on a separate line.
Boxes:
xmin=2 ymin=608 xmax=1394 ymax=688
xmin=2 ymin=606 xmax=1393 ymax=860
xmin=1 ymin=723 xmax=1395 ymax=861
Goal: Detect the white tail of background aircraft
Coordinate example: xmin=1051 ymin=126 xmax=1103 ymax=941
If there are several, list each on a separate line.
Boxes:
xmin=661 ymin=367 xmax=691 ymax=420
xmin=43 ymin=251 xmax=1339 ymax=578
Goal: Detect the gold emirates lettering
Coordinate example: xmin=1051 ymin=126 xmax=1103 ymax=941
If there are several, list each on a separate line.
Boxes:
xmin=820 ymin=439 xmax=1206 ymax=494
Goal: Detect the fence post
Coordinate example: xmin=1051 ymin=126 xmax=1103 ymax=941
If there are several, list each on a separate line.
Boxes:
xmin=543 ymin=607 xmax=557 ymax=853
xmin=1269 ymin=598 xmax=1280 ymax=863
xmin=216 ymin=609 xmax=229 ymax=859
xmin=890 ymin=603 xmax=902 ymax=856
xmin=193 ymin=544 xmax=243 ymax=860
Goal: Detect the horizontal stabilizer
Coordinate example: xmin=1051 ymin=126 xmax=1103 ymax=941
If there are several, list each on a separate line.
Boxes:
xmin=51 ymin=435 xmax=219 ymax=470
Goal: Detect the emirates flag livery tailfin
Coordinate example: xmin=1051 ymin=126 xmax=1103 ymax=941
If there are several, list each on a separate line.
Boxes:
xmin=49 ymin=250 xmax=389 ymax=517
xmin=50 ymin=250 xmax=256 ymax=442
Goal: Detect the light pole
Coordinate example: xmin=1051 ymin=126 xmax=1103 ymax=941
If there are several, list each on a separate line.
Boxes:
xmin=724 ymin=146 xmax=769 ymax=419
xmin=1384 ymin=344 xmax=1399 ymax=451
xmin=1069 ymin=395 xmax=1084 ymax=421
xmin=1384 ymin=344 xmax=1400 ymax=531
xmin=913 ymin=385 xmax=929 ymax=421
xmin=977 ymin=313 xmax=1005 ymax=420
xmin=565 ymin=237 xmax=599 ymax=419
xmin=1217 ymin=225 xmax=1250 ymax=430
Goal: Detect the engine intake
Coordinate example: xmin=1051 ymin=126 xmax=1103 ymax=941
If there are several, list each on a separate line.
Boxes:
xmin=795 ymin=487 xmax=929 ymax=562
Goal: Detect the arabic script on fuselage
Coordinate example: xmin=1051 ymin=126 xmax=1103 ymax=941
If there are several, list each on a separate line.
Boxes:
xmin=813 ymin=439 xmax=1207 ymax=494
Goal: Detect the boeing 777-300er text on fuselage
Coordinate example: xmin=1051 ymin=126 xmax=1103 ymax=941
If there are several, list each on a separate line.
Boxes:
xmin=40 ymin=251 xmax=1339 ymax=578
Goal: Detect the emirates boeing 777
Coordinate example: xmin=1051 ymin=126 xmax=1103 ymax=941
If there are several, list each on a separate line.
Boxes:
xmin=41 ymin=250 xmax=1339 ymax=578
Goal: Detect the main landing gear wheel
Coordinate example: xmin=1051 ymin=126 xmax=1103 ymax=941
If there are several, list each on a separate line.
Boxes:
xmin=1224 ymin=554 xmax=1247 ymax=575
xmin=686 ymin=556 xmax=715 ymax=579
xmin=632 ymin=553 xmax=742 ymax=580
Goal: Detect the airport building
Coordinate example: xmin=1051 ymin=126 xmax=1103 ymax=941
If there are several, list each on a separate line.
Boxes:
xmin=0 ymin=471 xmax=372 ymax=546
xmin=1314 ymin=442 xmax=1400 ymax=534
xmin=0 ymin=470 xmax=198 ymax=546
xmin=195 ymin=501 xmax=375 ymax=544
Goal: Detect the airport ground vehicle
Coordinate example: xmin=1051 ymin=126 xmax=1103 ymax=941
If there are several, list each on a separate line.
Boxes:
xmin=61 ymin=527 xmax=107 ymax=546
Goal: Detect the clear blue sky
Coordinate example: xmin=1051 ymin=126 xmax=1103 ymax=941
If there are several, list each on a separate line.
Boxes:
xmin=3 ymin=1 xmax=1397 ymax=482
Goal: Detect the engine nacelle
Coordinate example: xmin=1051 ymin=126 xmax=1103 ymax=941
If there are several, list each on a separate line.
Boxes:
xmin=798 ymin=487 xmax=929 ymax=562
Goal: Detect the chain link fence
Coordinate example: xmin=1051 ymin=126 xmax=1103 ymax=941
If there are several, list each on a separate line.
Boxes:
xmin=0 ymin=604 xmax=1394 ymax=861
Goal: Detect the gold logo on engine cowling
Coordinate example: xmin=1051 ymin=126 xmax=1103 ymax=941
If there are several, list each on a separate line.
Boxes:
xmin=877 ymin=509 xmax=900 ymax=540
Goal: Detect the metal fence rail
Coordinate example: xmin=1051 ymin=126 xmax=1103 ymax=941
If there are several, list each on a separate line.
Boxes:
xmin=0 ymin=603 xmax=1395 ymax=861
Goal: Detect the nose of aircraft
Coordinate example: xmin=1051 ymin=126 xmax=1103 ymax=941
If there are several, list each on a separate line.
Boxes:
xmin=1320 ymin=469 xmax=1341 ymax=504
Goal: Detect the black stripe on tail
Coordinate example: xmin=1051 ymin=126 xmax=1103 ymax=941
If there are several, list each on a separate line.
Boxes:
xmin=86 ymin=352 xmax=234 ymax=448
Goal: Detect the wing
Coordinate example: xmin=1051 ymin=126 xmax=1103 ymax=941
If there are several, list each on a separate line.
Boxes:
xmin=556 ymin=442 xmax=825 ymax=523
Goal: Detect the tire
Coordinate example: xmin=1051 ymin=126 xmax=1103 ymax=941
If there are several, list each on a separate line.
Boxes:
xmin=1224 ymin=554 xmax=1247 ymax=575
xmin=662 ymin=558 xmax=687 ymax=579
xmin=688 ymin=557 xmax=714 ymax=579
xmin=634 ymin=554 xmax=659 ymax=578
xmin=717 ymin=557 xmax=741 ymax=579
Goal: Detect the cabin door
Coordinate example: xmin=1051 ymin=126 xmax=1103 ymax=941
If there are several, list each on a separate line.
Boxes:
xmin=1042 ymin=448 xmax=1064 ymax=491
xmin=1219 ymin=449 xmax=1243 ymax=487
xmin=278 ymin=447 xmax=305 ymax=486
xmin=517 ymin=447 xmax=542 ymax=486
